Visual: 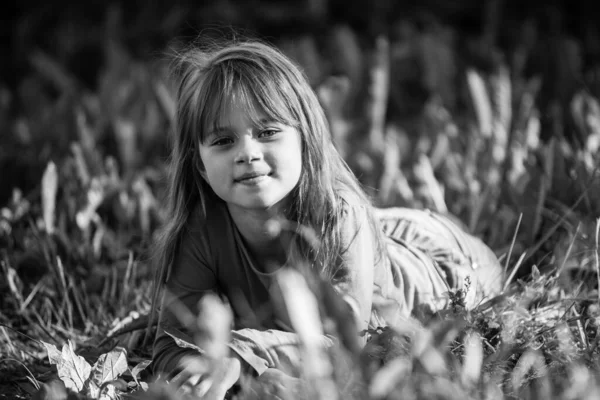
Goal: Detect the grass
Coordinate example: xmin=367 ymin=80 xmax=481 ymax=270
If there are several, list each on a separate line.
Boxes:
xmin=1 ymin=21 xmax=600 ymax=400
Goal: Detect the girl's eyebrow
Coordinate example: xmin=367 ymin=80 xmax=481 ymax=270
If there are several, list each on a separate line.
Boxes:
xmin=202 ymin=128 xmax=230 ymax=144
xmin=209 ymin=118 xmax=278 ymax=135
xmin=207 ymin=127 xmax=231 ymax=136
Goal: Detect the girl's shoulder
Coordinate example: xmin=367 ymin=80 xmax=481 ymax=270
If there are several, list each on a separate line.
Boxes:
xmin=334 ymin=186 xmax=373 ymax=232
xmin=335 ymin=186 xmax=370 ymax=214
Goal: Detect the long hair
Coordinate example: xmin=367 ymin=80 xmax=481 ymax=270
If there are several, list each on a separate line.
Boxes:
xmin=148 ymin=38 xmax=384 ymax=337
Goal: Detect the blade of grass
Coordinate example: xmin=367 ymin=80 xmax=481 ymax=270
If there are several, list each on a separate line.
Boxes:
xmin=530 ymin=140 xmax=554 ymax=243
xmin=56 ymin=257 xmax=73 ymax=330
xmin=504 ymin=213 xmax=523 ymax=277
xmin=469 ymin=181 xmax=492 ymax=233
xmin=572 ymin=308 xmax=589 ymax=349
xmin=3 ymin=262 xmax=24 ymax=307
xmin=0 ymin=323 xmax=44 ymax=345
xmin=1 ymin=326 xmax=16 ymax=355
xmin=503 ymin=251 xmax=528 ymax=291
xmin=122 ymin=251 xmax=134 ymax=307
xmin=19 ymin=280 xmax=43 ymax=312
xmin=522 ymin=176 xmax=596 ymax=266
xmin=0 ymin=359 xmax=41 ymax=390
xmin=29 ymin=50 xmax=78 ymax=94
xmin=555 ymin=222 xmax=581 ymax=277
xmin=367 ymin=36 xmax=390 ymax=153
xmin=110 ymin=266 xmax=118 ymax=304
xmin=595 ymin=218 xmax=600 ymax=302
xmin=41 ymin=161 xmax=58 ymax=235
xmin=28 ymin=307 xmax=61 ymax=343
xmin=68 ymin=275 xmax=87 ymax=330
xmin=466 ymin=68 xmax=493 ymax=138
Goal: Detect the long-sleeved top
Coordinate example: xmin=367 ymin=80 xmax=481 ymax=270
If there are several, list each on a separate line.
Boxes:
xmin=152 ymin=195 xmax=503 ymax=378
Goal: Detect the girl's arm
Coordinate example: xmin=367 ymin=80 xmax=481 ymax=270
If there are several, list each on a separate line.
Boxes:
xmin=152 ymin=224 xmax=220 ymax=376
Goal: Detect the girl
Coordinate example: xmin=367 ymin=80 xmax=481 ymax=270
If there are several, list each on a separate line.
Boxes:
xmin=150 ymin=39 xmax=503 ymax=396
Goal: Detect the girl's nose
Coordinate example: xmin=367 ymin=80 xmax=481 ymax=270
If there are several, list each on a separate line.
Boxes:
xmin=234 ymin=137 xmax=262 ymax=164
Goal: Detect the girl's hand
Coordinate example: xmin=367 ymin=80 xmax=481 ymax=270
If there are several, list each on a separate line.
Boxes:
xmin=170 ymin=355 xmax=241 ymax=400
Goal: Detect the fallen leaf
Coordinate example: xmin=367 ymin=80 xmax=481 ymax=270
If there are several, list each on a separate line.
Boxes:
xmin=56 ymin=340 xmax=92 ymax=392
xmin=130 ymin=359 xmax=152 ymax=380
xmin=90 ymin=347 xmax=128 ymax=387
xmin=99 ymin=382 xmax=118 ymax=400
xmin=42 ymin=341 xmax=63 ymax=366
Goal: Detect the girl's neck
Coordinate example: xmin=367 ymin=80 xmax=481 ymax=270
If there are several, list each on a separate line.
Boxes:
xmin=227 ymin=204 xmax=290 ymax=268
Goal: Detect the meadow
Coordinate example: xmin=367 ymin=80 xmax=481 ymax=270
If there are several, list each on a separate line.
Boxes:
xmin=1 ymin=4 xmax=600 ymax=399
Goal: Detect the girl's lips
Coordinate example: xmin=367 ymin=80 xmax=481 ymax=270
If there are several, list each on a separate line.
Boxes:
xmin=235 ymin=173 xmax=271 ymax=185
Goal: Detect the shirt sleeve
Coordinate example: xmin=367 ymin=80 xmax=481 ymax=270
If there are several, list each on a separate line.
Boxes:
xmin=152 ymin=220 xmax=219 ymax=376
xmin=228 ymin=329 xmax=335 ymax=377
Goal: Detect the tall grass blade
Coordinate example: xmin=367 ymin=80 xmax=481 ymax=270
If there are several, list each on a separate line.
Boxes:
xmin=556 ymin=222 xmax=580 ymax=277
xmin=595 ymin=218 xmax=600 ymax=302
xmin=504 ymin=213 xmax=523 ymax=276
xmin=503 ymin=251 xmax=528 ymax=291
xmin=41 ymin=161 xmax=58 ymax=235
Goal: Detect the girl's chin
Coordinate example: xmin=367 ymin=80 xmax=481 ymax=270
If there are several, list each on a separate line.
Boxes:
xmin=229 ymin=196 xmax=292 ymax=214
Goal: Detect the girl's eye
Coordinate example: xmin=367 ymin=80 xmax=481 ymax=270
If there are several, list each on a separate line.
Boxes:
xmin=212 ymin=137 xmax=234 ymax=146
xmin=258 ymin=129 xmax=279 ymax=138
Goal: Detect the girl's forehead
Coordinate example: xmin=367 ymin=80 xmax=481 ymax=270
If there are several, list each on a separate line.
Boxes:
xmin=214 ymin=99 xmax=267 ymax=126
xmin=205 ymin=87 xmax=287 ymax=131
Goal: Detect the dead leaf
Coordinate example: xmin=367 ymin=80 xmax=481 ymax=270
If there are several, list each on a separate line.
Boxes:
xmin=56 ymin=340 xmax=92 ymax=392
xmin=98 ymin=382 xmax=119 ymax=400
xmin=41 ymin=341 xmax=62 ymax=366
xmin=90 ymin=347 xmax=128 ymax=387
xmin=130 ymin=359 xmax=152 ymax=381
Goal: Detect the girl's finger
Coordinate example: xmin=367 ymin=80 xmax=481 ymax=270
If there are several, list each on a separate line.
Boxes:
xmin=169 ymin=355 xmax=209 ymax=386
xmin=169 ymin=370 xmax=202 ymax=393
xmin=193 ymin=376 xmax=214 ymax=398
xmin=200 ymin=357 xmax=241 ymax=400
xmin=180 ymin=354 xmax=210 ymax=375
xmin=168 ymin=369 xmax=189 ymax=387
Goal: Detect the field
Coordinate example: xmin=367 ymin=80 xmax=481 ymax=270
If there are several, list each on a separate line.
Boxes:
xmin=1 ymin=3 xmax=600 ymax=399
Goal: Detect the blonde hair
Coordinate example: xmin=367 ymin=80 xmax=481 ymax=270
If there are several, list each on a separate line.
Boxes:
xmin=148 ymin=38 xmax=383 ymax=335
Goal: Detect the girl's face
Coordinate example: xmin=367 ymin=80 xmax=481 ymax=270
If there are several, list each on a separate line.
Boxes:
xmin=197 ymin=102 xmax=303 ymax=214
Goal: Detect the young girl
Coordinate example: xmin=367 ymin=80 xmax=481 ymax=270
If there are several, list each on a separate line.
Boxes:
xmin=150 ymin=39 xmax=504 ymax=396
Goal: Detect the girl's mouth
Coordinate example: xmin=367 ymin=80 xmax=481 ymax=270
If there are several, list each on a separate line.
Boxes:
xmin=235 ymin=172 xmax=272 ymax=185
